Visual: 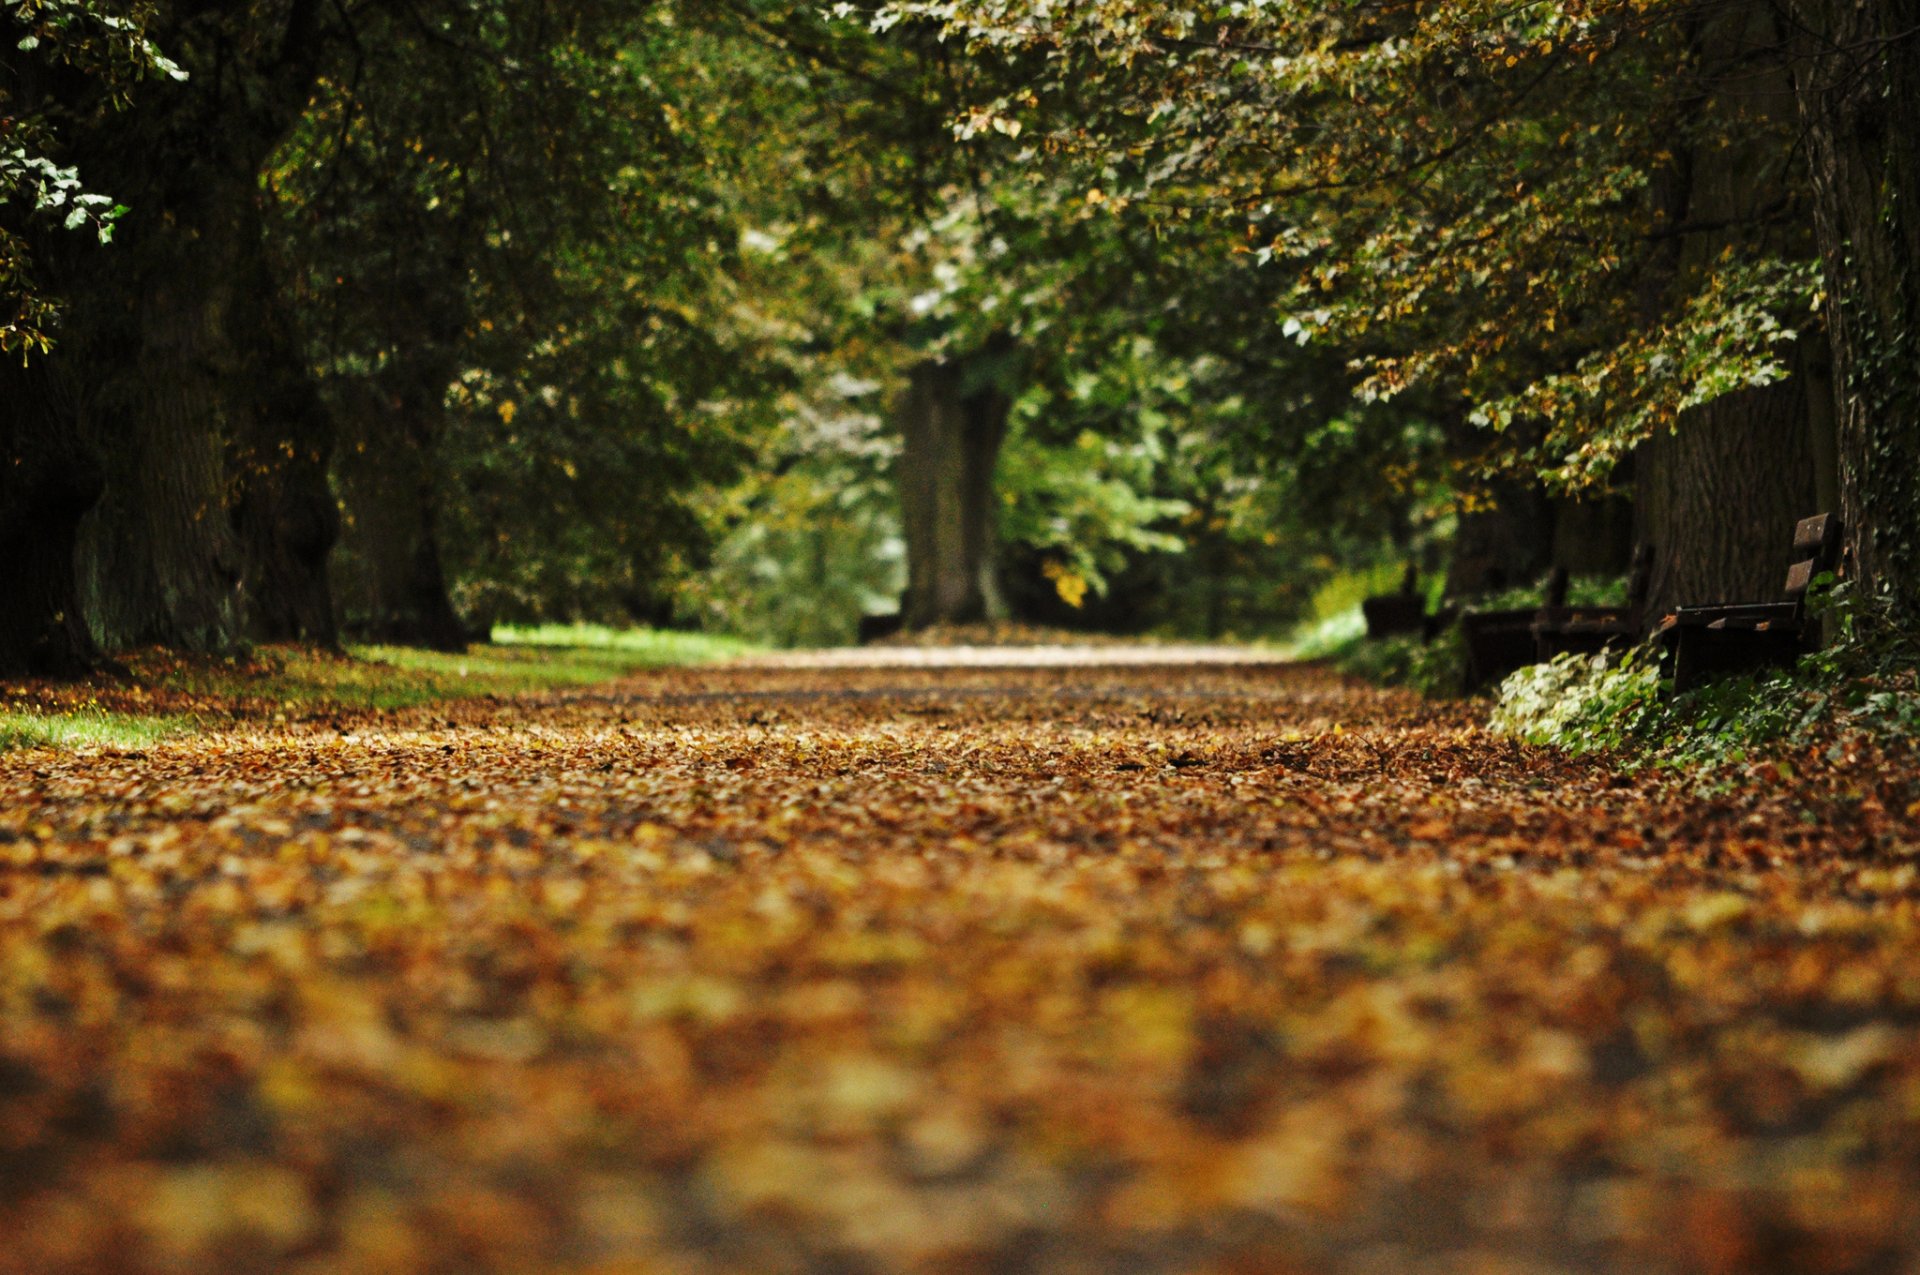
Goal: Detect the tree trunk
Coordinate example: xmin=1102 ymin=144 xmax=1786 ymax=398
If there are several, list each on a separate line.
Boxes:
xmin=1636 ymin=379 xmax=1816 ymax=621
xmin=82 ymin=181 xmax=345 ymax=651
xmin=73 ymin=176 xmax=253 ymax=652
xmin=1550 ymin=490 xmax=1634 ymax=578
xmin=1444 ymin=478 xmax=1555 ymax=597
xmin=1787 ymin=0 xmax=1920 ymax=626
xmin=35 ymin=6 xmax=337 ymax=656
xmin=230 ymin=231 xmax=341 ymax=647
xmin=897 ymin=356 xmax=1011 ymax=629
xmin=0 ymin=359 xmax=106 ymax=677
xmin=333 ymin=378 xmax=470 ymax=652
xmin=1631 ymin=4 xmax=1830 ymax=625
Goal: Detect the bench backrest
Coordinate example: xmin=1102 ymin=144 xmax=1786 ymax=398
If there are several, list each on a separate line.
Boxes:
xmin=1784 ymin=513 xmax=1843 ymax=603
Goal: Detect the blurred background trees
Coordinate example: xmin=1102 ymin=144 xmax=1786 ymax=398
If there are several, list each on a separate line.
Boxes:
xmin=2 ymin=0 xmax=1916 ymax=672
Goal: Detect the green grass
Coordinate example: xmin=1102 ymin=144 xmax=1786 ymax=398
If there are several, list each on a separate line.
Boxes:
xmin=0 ymin=710 xmax=191 ymax=753
xmin=0 ymin=626 xmax=760 ymax=753
xmin=490 ymin=623 xmax=758 ymax=663
xmin=349 ymin=627 xmax=758 ymax=707
xmin=159 ymin=627 xmax=760 ymax=711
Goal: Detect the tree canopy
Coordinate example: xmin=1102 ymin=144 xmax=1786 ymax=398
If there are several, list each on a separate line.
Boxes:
xmin=1 ymin=0 xmax=1918 ymax=672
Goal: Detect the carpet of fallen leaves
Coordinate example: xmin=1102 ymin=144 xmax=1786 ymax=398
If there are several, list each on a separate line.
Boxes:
xmin=6 ymin=653 xmax=1920 ymax=1275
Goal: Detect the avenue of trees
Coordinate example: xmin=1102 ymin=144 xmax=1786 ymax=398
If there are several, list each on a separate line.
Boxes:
xmin=879 ymin=0 xmax=1920 ymax=625
xmin=3 ymin=0 xmax=1918 ymax=674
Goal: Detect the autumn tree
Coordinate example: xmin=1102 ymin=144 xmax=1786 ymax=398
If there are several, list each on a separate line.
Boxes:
xmin=1784 ymin=0 xmax=1920 ymax=626
xmin=0 ymin=0 xmax=188 ymax=674
xmin=2 ymin=0 xmax=765 ymax=669
xmin=57 ymin=3 xmax=348 ymax=654
xmin=272 ymin=2 xmax=754 ymax=647
xmin=873 ymin=0 xmax=1916 ymax=625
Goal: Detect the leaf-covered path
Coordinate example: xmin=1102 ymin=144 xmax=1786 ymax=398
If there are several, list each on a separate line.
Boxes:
xmin=5 ymin=653 xmax=1920 ymax=1274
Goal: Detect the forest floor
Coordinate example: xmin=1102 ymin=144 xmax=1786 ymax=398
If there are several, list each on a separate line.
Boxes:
xmin=4 ymin=647 xmax=1920 ymax=1274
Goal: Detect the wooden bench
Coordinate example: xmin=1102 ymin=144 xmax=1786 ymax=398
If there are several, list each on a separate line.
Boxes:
xmin=1459 ymin=568 xmax=1569 ymax=693
xmin=857 ymin=612 xmax=905 ymax=644
xmin=1532 ymin=544 xmax=1653 ymax=663
xmin=1657 ymin=513 xmax=1842 ymax=693
xmin=1361 ymin=564 xmax=1428 ymax=639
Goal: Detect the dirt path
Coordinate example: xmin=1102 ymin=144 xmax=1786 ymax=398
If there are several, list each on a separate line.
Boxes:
xmin=3 ymin=654 xmax=1919 ymax=1274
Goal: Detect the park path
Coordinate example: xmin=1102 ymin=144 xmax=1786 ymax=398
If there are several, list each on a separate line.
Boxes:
xmin=3 ymin=651 xmax=1920 ymax=1274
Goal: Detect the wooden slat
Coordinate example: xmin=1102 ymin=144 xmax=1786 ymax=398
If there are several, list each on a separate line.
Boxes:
xmin=1784 ymin=557 xmax=1818 ymax=598
xmin=1793 ymin=512 xmax=1840 ymax=556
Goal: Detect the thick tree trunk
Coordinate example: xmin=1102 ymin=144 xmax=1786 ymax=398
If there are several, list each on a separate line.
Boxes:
xmin=897 ymin=357 xmax=1011 ymax=629
xmin=1631 ymin=5 xmax=1831 ymax=626
xmin=1444 ymin=478 xmax=1555 ymax=597
xmin=1550 ymin=491 xmax=1634 ymax=578
xmin=1787 ymin=0 xmax=1920 ymax=626
xmin=74 ymin=161 xmax=343 ymax=653
xmin=0 ymin=359 xmax=106 ymax=677
xmin=73 ymin=177 xmax=251 ymax=652
xmin=230 ymin=231 xmax=341 ymax=647
xmin=333 ymin=378 xmax=470 ymax=652
xmin=1636 ymin=379 xmax=1817 ymax=621
xmin=34 ymin=7 xmax=336 ymax=656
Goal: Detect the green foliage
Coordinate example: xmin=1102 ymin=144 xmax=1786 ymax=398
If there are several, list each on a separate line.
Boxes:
xmin=1 ymin=0 xmax=182 ymax=353
xmin=1493 ymin=626 xmax=1920 ymax=773
xmin=1491 ymin=647 xmax=1832 ymax=770
xmin=1490 ymin=649 xmax=1665 ymax=757
xmin=695 ymin=412 xmax=906 ymax=648
xmin=682 ymin=5 xmax=1444 ymax=645
xmin=267 ymin=2 xmax=762 ymax=632
xmin=996 ymin=337 xmax=1197 ymax=612
xmin=1475 ymin=260 xmax=1822 ymax=489
xmin=1286 ymin=561 xmax=1434 ymax=659
xmin=867 ymin=0 xmax=1821 ymax=495
xmin=1333 ymin=626 xmax=1467 ymax=701
xmin=1469 ymin=573 xmax=1630 ymax=614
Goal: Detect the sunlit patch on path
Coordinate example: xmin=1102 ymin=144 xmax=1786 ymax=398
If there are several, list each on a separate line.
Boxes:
xmin=2 ymin=652 xmax=1918 ymax=1274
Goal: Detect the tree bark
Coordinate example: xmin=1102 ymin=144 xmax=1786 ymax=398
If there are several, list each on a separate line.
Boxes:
xmin=1444 ymin=478 xmax=1555 ymax=597
xmin=73 ymin=174 xmax=253 ymax=652
xmin=332 ymin=376 xmax=470 ymax=652
xmin=0 ymin=358 xmax=106 ymax=677
xmin=1631 ymin=4 xmax=1830 ymax=624
xmin=1787 ymin=0 xmax=1920 ymax=626
xmin=897 ymin=355 xmax=1011 ymax=629
xmin=230 ymin=229 xmax=341 ymax=647
xmin=1636 ymin=378 xmax=1817 ymax=620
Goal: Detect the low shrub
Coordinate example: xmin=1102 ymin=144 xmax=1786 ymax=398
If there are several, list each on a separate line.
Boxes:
xmin=1492 ymin=635 xmax=1920 ymax=771
xmin=1335 ymin=624 xmax=1467 ymax=699
xmin=1488 ymin=648 xmax=1663 ymax=756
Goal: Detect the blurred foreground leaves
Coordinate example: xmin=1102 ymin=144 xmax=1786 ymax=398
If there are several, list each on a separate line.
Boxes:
xmin=3 ymin=658 xmax=1920 ymax=1273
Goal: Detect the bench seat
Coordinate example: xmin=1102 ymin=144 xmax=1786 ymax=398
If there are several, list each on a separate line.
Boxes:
xmin=1533 ymin=545 xmax=1652 ymax=662
xmin=1657 ymin=514 xmax=1841 ymax=693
